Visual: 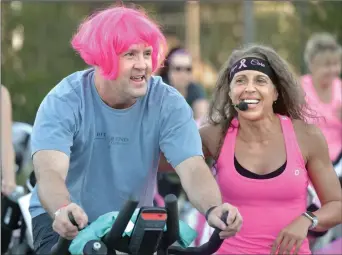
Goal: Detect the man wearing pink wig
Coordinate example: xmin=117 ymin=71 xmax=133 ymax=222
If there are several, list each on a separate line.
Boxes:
xmin=29 ymin=5 xmax=242 ymax=254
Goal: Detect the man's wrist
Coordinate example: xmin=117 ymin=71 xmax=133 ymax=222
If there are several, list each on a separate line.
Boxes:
xmin=48 ymin=199 xmax=71 ymax=218
xmin=53 ymin=203 xmax=70 ymax=218
xmin=205 ymin=205 xmax=218 ymax=221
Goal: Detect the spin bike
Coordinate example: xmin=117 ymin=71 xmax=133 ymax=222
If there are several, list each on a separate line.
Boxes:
xmin=49 ymin=194 xmax=228 ymax=255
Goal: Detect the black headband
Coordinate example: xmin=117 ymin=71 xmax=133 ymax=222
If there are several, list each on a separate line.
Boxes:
xmin=228 ymin=57 xmax=277 ymax=84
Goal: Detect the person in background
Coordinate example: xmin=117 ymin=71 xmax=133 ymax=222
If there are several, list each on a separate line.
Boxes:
xmin=301 ymin=33 xmax=342 ymax=173
xmin=158 ymin=47 xmax=209 ymax=202
xmin=301 ymin=32 xmax=342 ymax=252
xmin=1 ymin=85 xmax=16 ymax=196
xmin=159 ymin=46 xmax=209 ymax=121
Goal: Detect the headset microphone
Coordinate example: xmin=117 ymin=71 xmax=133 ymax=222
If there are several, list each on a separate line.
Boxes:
xmin=234 ymin=101 xmax=249 ymax=111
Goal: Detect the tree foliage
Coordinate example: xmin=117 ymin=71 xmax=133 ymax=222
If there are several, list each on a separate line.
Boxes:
xmin=1 ymin=1 xmax=341 ymax=124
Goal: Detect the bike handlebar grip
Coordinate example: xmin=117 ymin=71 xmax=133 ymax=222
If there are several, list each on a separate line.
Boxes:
xmin=103 ymin=197 xmax=139 ymax=246
xmin=164 ymin=194 xmax=179 ymax=245
xmin=50 ymin=212 xmax=79 ymax=255
xmin=219 ymin=211 xmax=229 ymax=228
xmin=68 ymin=212 xmax=78 ymax=227
xmin=167 ymin=211 xmax=229 ymax=255
xmin=204 ymin=211 xmax=229 ymax=254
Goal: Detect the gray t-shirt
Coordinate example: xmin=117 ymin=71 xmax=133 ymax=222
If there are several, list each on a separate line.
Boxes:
xmin=29 ymin=69 xmax=203 ymax=222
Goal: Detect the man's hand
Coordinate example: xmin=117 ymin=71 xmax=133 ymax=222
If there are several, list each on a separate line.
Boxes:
xmin=207 ymin=203 xmax=243 ymax=239
xmin=52 ymin=203 xmax=88 ymax=240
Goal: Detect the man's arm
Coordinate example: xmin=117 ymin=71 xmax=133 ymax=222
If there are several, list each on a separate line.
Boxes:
xmin=31 ymin=92 xmax=77 ymax=216
xmin=175 ymin=156 xmax=222 ymax=214
xmin=158 ymin=92 xmax=221 ymax=214
xmin=158 ymin=123 xmax=220 ymax=172
xmin=34 ymin=150 xmax=72 ymax=218
xmin=159 ymin=91 xmax=242 ymax=234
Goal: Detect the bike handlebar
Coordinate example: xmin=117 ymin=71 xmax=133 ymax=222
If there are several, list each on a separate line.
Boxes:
xmin=103 ymin=197 xmax=139 ymax=250
xmin=50 ymin=194 xmax=228 ymax=255
xmin=164 ymin=194 xmax=180 ymax=246
xmin=50 ymin=212 xmax=78 ymax=255
xmin=167 ymin=211 xmax=228 ymax=255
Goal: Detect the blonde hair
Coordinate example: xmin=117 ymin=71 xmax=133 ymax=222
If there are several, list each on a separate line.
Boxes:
xmin=304 ymin=32 xmax=342 ymax=66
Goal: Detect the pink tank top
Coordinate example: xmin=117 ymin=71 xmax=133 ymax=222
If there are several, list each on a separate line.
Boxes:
xmin=301 ymin=75 xmax=342 ymax=162
xmin=215 ymin=115 xmax=311 ymax=254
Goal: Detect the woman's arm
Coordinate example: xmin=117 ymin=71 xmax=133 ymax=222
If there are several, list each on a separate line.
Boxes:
xmin=305 ymin=124 xmax=342 ymax=231
xmin=1 ymin=85 xmax=16 ymax=195
xmin=199 ymin=124 xmax=222 ymax=161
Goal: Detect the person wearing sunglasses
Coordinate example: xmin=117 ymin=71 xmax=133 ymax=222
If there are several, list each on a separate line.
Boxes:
xmin=158 ymin=47 xmax=210 ymax=203
xmin=159 ymin=47 xmax=209 ymax=122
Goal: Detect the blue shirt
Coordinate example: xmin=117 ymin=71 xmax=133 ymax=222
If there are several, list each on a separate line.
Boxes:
xmin=29 ymin=69 xmax=203 ymax=222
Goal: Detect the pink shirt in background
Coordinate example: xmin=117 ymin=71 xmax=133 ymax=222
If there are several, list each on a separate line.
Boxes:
xmin=301 ymin=75 xmax=342 ymax=162
xmin=215 ymin=115 xmax=311 ymax=254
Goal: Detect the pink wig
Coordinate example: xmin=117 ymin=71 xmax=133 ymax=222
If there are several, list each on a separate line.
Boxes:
xmin=71 ymin=6 xmax=168 ymax=80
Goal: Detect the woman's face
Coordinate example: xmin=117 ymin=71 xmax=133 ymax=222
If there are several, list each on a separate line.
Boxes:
xmin=309 ymin=50 xmax=341 ymax=86
xmin=229 ymin=70 xmax=278 ymax=121
xmin=168 ymin=54 xmax=193 ymax=89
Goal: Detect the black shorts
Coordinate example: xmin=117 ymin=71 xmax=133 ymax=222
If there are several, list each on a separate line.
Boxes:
xmin=32 ymin=213 xmax=59 ymax=254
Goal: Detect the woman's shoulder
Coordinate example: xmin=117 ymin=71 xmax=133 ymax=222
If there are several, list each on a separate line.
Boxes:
xmin=293 ymin=119 xmax=323 ymax=136
xmin=292 ymin=119 xmax=327 ymax=161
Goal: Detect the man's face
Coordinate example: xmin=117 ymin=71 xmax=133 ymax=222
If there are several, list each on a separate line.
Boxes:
xmin=115 ymin=44 xmax=153 ymax=99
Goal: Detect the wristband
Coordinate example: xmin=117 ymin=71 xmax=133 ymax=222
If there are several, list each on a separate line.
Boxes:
xmin=205 ymin=206 xmax=217 ymax=221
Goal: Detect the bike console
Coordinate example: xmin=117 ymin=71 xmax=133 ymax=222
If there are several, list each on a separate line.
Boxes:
xmin=128 ymin=207 xmax=167 ymax=255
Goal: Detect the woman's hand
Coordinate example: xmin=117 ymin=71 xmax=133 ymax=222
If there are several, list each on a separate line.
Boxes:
xmin=271 ymin=215 xmax=311 ymax=255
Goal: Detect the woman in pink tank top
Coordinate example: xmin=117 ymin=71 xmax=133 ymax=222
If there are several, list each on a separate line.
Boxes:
xmin=301 ymin=33 xmax=342 ymax=164
xmin=199 ymin=44 xmax=342 ymax=254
